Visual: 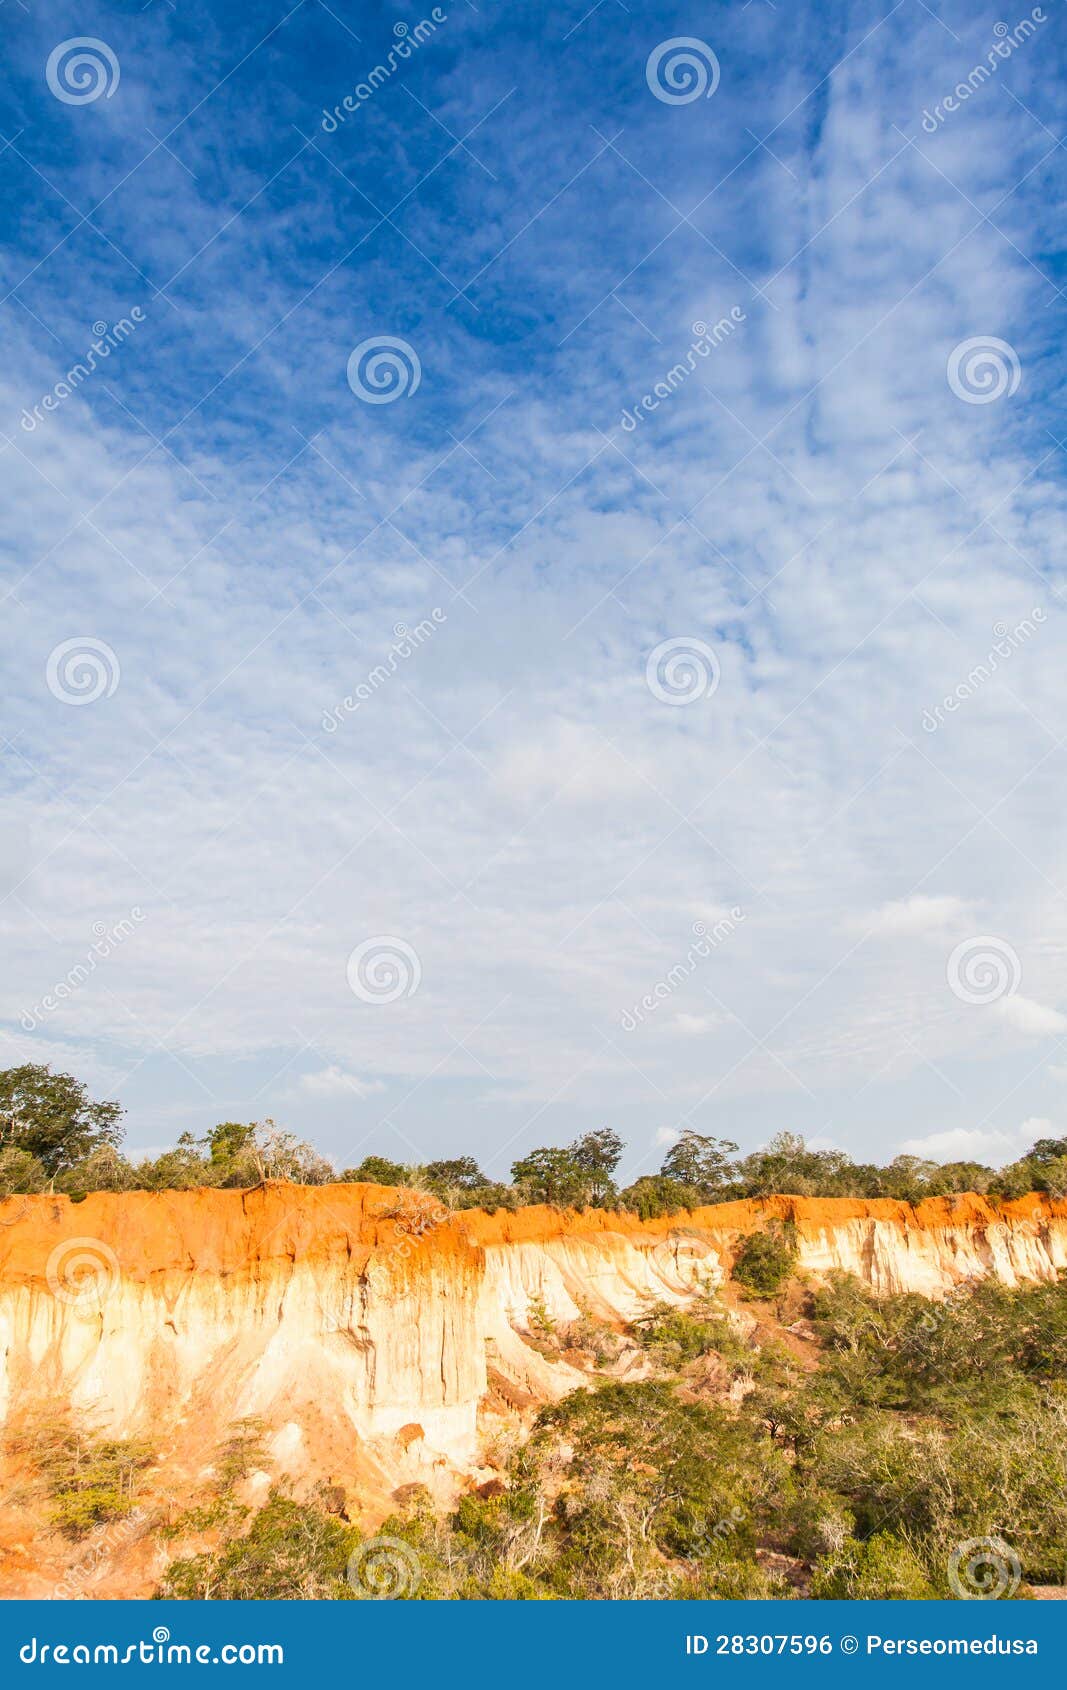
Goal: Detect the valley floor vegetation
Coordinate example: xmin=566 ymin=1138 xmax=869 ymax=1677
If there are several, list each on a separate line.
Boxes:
xmin=3 ymin=1063 xmax=1066 ymax=1214
xmin=11 ymin=1269 xmax=1063 ymax=1600
xmin=157 ymin=1268 xmax=1067 ymax=1599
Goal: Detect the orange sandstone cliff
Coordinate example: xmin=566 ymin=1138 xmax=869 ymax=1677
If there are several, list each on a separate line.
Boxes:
xmin=0 ymin=1184 xmax=1065 ymax=1589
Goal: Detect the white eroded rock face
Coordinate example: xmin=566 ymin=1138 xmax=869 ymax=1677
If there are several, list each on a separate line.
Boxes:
xmin=477 ymin=1231 xmax=722 ymax=1403
xmin=0 ymin=1188 xmax=1064 ymax=1492
xmin=0 ymin=1256 xmax=487 ymax=1474
xmin=791 ymin=1214 xmax=1067 ymax=1295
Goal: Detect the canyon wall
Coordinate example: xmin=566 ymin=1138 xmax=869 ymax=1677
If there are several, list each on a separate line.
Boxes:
xmin=0 ymin=1186 xmax=1065 ymax=1500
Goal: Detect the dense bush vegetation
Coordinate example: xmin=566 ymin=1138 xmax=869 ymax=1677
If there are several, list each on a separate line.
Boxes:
xmin=150 ymin=1273 xmax=1067 ymax=1600
xmin=6 ymin=1414 xmax=153 ymax=1539
xmin=160 ymin=1495 xmax=358 ymax=1599
xmin=731 ymin=1223 xmax=798 ymax=1296
xmin=3 ymin=1064 xmax=1064 ymax=1215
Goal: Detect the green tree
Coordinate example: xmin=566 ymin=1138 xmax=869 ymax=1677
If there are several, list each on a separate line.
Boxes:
xmin=1028 ymin=1135 xmax=1067 ymax=1164
xmin=1031 ymin=1156 xmax=1067 ymax=1199
xmin=617 ymin=1174 xmax=692 ymax=1219
xmin=341 ymin=1155 xmax=412 ymax=1186
xmin=134 ymin=1132 xmax=209 ymax=1191
xmin=925 ymin=1160 xmax=994 ymax=1196
xmin=876 ymin=1154 xmax=939 ymax=1203
xmin=205 ymin=1121 xmax=256 ymax=1177
xmin=57 ymin=1143 xmax=137 ymax=1196
xmin=198 ymin=1119 xmax=332 ymax=1187
xmin=993 ymin=1159 xmax=1042 ymax=1200
xmin=660 ymin=1130 xmax=738 ymax=1196
xmin=0 ymin=1065 xmax=123 ymax=1174
xmin=510 ymin=1146 xmax=588 ymax=1207
xmin=532 ymin=1380 xmax=790 ymax=1593
xmin=424 ymin=1157 xmax=486 ymax=1192
xmin=8 ymin=1413 xmax=152 ymax=1540
xmin=569 ymin=1129 xmax=623 ymax=1205
xmin=738 ymin=1132 xmax=859 ymax=1197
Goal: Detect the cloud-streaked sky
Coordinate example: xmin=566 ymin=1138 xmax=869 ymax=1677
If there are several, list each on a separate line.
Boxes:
xmin=2 ymin=0 xmax=1066 ymax=1180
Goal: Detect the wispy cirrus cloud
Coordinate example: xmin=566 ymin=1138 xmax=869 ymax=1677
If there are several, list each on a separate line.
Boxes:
xmin=1 ymin=1 xmax=1066 ymax=1175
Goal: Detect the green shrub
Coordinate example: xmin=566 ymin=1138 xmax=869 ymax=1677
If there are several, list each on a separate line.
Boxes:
xmin=159 ymin=1494 xmax=358 ymax=1599
xmin=617 ymin=1175 xmax=695 ymax=1219
xmin=812 ymin=1531 xmax=937 ymax=1599
xmin=7 ymin=1414 xmax=153 ymax=1540
xmin=0 ymin=1148 xmax=47 ymax=1197
xmin=158 ymin=1420 xmax=267 ymax=1542
xmin=631 ymin=1298 xmax=750 ymax=1368
xmin=732 ymin=1224 xmax=798 ymax=1296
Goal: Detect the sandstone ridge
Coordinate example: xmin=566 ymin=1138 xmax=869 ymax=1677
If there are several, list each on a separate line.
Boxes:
xmin=0 ymin=1187 xmax=1063 ymax=1532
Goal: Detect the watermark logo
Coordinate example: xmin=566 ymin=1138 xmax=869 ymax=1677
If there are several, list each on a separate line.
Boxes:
xmin=347 ymin=937 xmax=422 ymax=1003
xmin=20 ymin=1633 xmax=283 ymax=1666
xmin=946 ymin=936 xmax=1021 ymax=1006
xmin=646 ymin=38 xmax=720 ymax=105
xmin=347 ymin=336 xmax=421 ymax=404
xmin=646 ymin=636 xmax=720 ymax=705
xmin=347 ymin=1535 xmax=422 ymax=1598
xmin=947 ymin=337 xmax=1021 ymax=404
xmin=45 ymin=1237 xmax=120 ymax=1311
xmin=46 ymin=39 xmax=120 ymax=105
xmin=46 ymin=638 xmax=120 ymax=705
xmin=948 ymin=1536 xmax=1021 ymax=1600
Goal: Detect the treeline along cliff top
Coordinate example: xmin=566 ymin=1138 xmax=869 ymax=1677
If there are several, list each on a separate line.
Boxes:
xmin=2 ymin=1061 xmax=1065 ymax=1216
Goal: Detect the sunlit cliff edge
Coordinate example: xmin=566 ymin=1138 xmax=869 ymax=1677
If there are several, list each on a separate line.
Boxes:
xmin=2 ymin=1186 xmax=1065 ymax=1453
xmin=0 ymin=1185 xmax=1065 ymax=1592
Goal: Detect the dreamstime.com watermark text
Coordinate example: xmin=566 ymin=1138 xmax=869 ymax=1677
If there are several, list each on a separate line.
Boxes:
xmin=621 ymin=309 xmax=745 ymax=431
xmin=321 ymin=11 xmax=447 ymax=130
xmin=918 ymin=11 xmax=1046 ymax=132
xmin=321 ymin=612 xmax=445 ymax=732
xmin=921 ymin=610 xmax=1046 ymax=733
xmin=19 ymin=1629 xmax=283 ymax=1666
xmin=621 ymin=909 xmax=745 ymax=1031
xmin=19 ymin=312 xmax=146 ymax=432
xmin=19 ymin=910 xmax=146 ymax=1031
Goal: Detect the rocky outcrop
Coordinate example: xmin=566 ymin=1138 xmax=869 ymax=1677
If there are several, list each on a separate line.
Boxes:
xmin=0 ymin=1187 xmax=1063 ymax=1491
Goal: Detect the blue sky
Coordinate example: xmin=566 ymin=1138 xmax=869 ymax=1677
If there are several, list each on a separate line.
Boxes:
xmin=2 ymin=0 xmax=1067 ymax=1181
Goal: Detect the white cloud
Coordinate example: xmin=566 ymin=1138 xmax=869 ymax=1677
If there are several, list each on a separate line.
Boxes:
xmin=862 ymin=895 xmax=970 ymax=938
xmin=995 ymin=996 xmax=1067 ymax=1037
xmin=296 ymin=1068 xmax=387 ymax=1100
xmin=898 ymin=1126 xmax=1027 ymax=1165
xmin=674 ymin=1013 xmax=721 ymax=1034
xmin=493 ymin=718 xmax=650 ymax=805
xmin=1018 ymin=1117 xmax=1054 ymax=1142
